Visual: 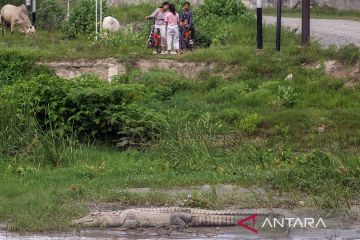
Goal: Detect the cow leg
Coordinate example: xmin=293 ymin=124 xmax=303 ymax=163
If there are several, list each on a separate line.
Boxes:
xmin=10 ymin=21 xmax=15 ymax=34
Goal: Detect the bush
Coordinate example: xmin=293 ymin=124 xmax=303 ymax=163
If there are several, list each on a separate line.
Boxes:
xmin=3 ymin=74 xmax=166 ymax=145
xmin=61 ymin=0 xmax=108 ymax=38
xmin=239 ymin=113 xmax=261 ymax=135
xmin=0 ymin=51 xmax=51 ymax=86
xmin=36 ymin=0 xmax=66 ymax=30
xmin=197 ymin=0 xmax=249 ymax=19
xmin=193 ymin=0 xmax=254 ymax=48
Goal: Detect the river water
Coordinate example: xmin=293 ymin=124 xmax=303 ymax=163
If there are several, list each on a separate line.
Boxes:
xmin=1 ymin=225 xmax=360 ymax=239
xmin=1 ymin=209 xmax=359 ymax=239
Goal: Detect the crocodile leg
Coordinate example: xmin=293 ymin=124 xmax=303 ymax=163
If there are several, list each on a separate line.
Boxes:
xmin=170 ymin=213 xmax=192 ymax=229
xmin=123 ymin=219 xmax=139 ymax=229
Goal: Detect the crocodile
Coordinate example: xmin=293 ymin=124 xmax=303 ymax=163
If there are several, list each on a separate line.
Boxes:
xmin=73 ymin=207 xmax=277 ymax=229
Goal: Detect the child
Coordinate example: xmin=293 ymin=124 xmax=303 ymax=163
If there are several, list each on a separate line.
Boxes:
xmin=165 ymin=4 xmax=180 ymax=54
xmin=179 ymin=19 xmax=191 ymax=52
xmin=179 ymin=2 xmax=195 ymax=41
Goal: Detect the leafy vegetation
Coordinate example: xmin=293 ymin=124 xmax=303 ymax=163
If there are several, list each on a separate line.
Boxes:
xmin=36 ymin=0 xmax=66 ymax=30
xmin=61 ymin=0 xmax=108 ymax=39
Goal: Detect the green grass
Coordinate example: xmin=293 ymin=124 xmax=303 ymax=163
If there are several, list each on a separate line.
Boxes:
xmin=264 ymin=6 xmax=360 ymax=21
xmin=0 ymin=2 xmax=360 ymax=233
xmin=0 ymin=30 xmax=152 ymax=60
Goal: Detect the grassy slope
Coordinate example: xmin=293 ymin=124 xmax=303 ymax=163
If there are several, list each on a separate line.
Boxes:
xmin=0 ymin=3 xmax=360 ymax=232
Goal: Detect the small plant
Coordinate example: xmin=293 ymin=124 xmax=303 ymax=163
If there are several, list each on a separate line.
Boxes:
xmin=180 ymin=192 xmax=213 ymax=209
xmin=278 ymin=85 xmax=298 ymax=108
xmin=271 ymin=124 xmax=290 ymax=141
xmin=239 ymin=113 xmax=261 ymax=135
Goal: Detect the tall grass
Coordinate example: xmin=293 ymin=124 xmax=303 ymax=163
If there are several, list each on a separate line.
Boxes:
xmin=0 ymin=102 xmax=74 ymax=166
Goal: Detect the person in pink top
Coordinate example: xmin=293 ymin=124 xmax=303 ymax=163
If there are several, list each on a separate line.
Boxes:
xmin=165 ymin=4 xmax=180 ymax=54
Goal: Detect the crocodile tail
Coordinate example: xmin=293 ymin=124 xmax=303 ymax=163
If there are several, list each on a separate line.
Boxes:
xmin=191 ymin=214 xmax=242 ymax=227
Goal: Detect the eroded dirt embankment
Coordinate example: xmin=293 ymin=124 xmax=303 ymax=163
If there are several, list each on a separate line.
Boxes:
xmin=38 ymin=58 xmax=223 ymax=81
xmin=39 ymin=58 xmax=359 ymax=88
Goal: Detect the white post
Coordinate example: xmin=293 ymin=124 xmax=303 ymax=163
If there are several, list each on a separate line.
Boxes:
xmin=66 ymin=0 xmax=70 ymax=20
xmin=256 ymin=0 xmax=262 ymax=8
xmin=31 ymin=0 xmax=36 ymax=12
xmin=99 ymin=0 xmax=102 ymax=31
xmin=95 ymin=0 xmax=98 ymax=40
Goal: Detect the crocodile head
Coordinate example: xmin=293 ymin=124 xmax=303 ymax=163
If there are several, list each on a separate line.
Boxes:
xmin=72 ymin=212 xmax=103 ymax=227
xmin=72 ymin=211 xmax=124 ymax=227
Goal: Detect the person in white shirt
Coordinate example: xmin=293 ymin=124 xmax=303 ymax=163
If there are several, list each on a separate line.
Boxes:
xmin=146 ymin=2 xmax=170 ymax=53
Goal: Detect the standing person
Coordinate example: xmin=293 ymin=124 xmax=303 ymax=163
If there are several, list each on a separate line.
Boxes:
xmin=146 ymin=2 xmax=170 ymax=53
xmin=179 ymin=19 xmax=191 ymax=52
xmin=179 ymin=2 xmax=195 ymax=42
xmin=165 ymin=4 xmax=180 ymax=54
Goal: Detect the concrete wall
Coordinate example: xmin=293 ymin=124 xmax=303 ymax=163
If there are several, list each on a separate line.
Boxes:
xmin=107 ymin=0 xmax=360 ymax=11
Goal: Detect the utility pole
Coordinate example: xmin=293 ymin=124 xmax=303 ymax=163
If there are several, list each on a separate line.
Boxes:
xmin=276 ymin=0 xmax=282 ymax=51
xmin=256 ymin=0 xmax=263 ymax=49
xmin=95 ymin=0 xmax=98 ymax=40
xmin=31 ymin=0 xmax=36 ymax=25
xmin=100 ymin=0 xmax=102 ymax=31
xmin=66 ymin=0 xmax=70 ymax=21
xmin=302 ymin=0 xmax=311 ymax=45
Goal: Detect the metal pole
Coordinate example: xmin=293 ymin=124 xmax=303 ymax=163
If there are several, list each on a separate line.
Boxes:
xmin=276 ymin=0 xmax=282 ymax=51
xmin=31 ymin=0 xmax=36 ymax=25
xmin=256 ymin=0 xmax=263 ymax=49
xmin=95 ymin=0 xmax=98 ymax=40
xmin=66 ymin=0 xmax=70 ymax=21
xmin=100 ymin=0 xmax=102 ymax=31
xmin=302 ymin=0 xmax=310 ymax=45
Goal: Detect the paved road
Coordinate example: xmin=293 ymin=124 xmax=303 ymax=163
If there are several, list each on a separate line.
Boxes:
xmin=264 ymin=16 xmax=360 ymax=47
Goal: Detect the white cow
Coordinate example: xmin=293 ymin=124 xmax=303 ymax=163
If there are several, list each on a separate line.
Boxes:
xmin=102 ymin=16 xmax=120 ymax=33
xmin=0 ymin=4 xmax=35 ymax=35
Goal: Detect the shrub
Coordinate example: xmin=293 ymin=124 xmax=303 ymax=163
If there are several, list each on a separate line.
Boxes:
xmin=278 ymin=85 xmax=298 ymax=108
xmin=194 ymin=0 xmax=253 ymax=48
xmin=61 ymin=0 xmax=108 ymax=38
xmin=239 ymin=113 xmax=261 ymax=135
xmin=36 ymin=0 xmax=66 ymax=30
xmin=3 ymin=74 xmax=166 ymax=145
xmin=197 ymin=0 xmax=249 ymax=19
xmin=0 ymin=51 xmax=51 ymax=86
